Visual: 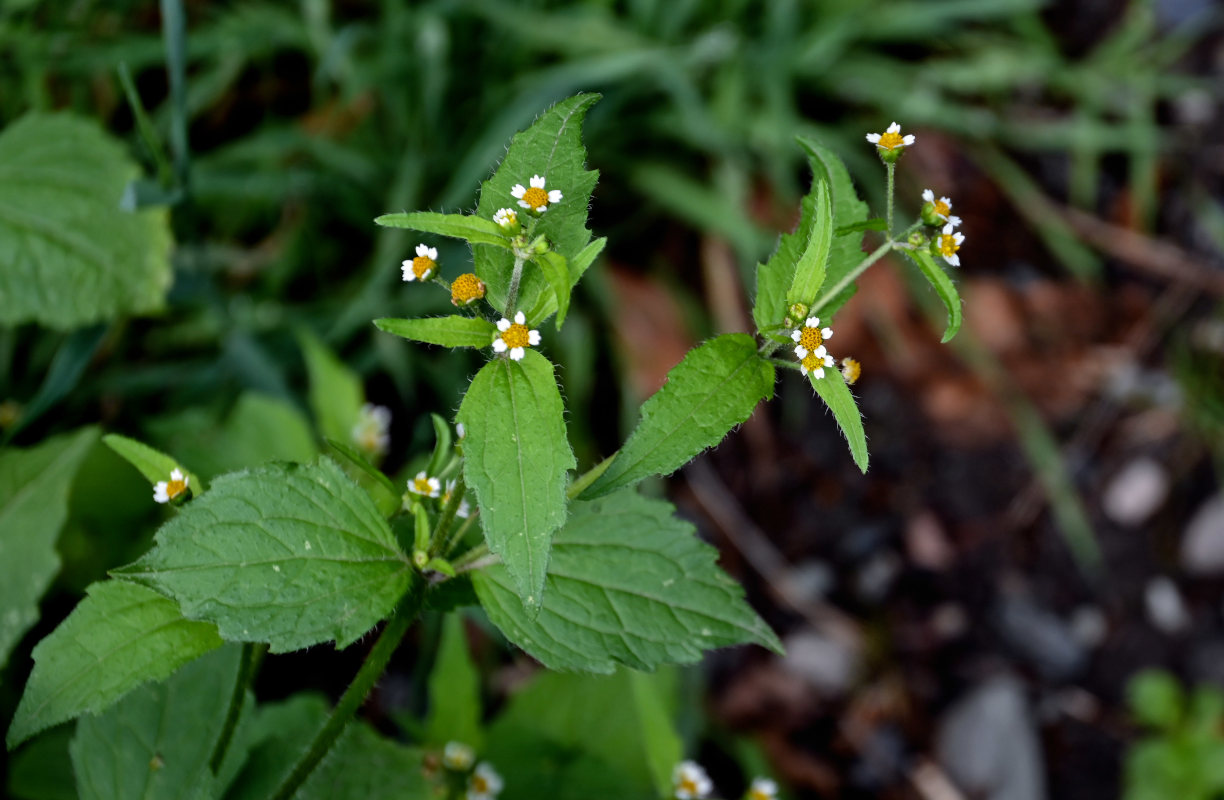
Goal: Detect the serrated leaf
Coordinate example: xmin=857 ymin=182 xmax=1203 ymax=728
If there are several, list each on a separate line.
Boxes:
xmin=907 ymin=248 xmax=963 ymax=342
xmin=6 ymin=580 xmax=223 ymax=749
xmin=375 ymin=316 xmax=497 ymax=349
xmin=374 ymin=211 xmax=513 ymax=249
xmin=297 ymin=328 xmax=365 ymax=445
xmin=115 ymin=457 xmax=414 ymax=653
xmin=535 ymin=250 xmax=571 ymax=329
xmin=753 ymin=190 xmax=816 ymax=335
xmin=473 ymin=491 xmax=782 ymax=673
xmin=0 ymin=112 xmax=173 ymax=328
xmin=785 ymin=160 xmax=833 ymax=308
xmin=102 ymin=433 xmax=201 ymax=496
xmin=583 ymin=335 xmax=774 ymax=499
xmin=0 ymin=427 xmax=98 ymax=670
xmin=425 ymin=614 xmax=483 ymax=750
xmin=457 ymin=351 xmax=574 ymax=611
xmin=69 ymin=645 xmax=242 ymax=800
xmin=528 ymin=236 xmax=607 ymax=323
xmin=799 ymin=137 xmax=871 ymax=320
xmin=474 ymin=94 xmax=600 ymax=314
xmin=809 ymin=368 xmax=868 ymax=473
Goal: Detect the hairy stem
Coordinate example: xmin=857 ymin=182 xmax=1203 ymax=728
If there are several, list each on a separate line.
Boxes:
xmin=504 ymin=252 xmax=527 ymax=318
xmin=429 ymin=478 xmax=466 ymax=557
xmin=268 ymin=577 xmax=426 ymax=800
xmin=809 ymin=241 xmax=893 ymax=315
xmin=566 ymin=453 xmax=616 ymax=500
xmin=886 ymin=161 xmax=896 ymax=235
xmin=451 ymin=543 xmax=489 ymax=571
xmin=209 ymin=642 xmax=257 ymax=773
xmin=441 ymin=511 xmax=478 ymax=558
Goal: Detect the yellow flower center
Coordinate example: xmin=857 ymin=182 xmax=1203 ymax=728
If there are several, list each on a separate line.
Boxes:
xmin=501 ymin=323 xmax=530 ymax=349
xmin=521 ymin=186 xmax=549 ymax=210
xmin=877 ymin=131 xmax=905 ymax=150
xmin=679 ymin=777 xmax=700 ymax=795
xmin=472 ymin=776 xmax=489 ymax=792
xmin=165 ymin=477 xmax=188 ymax=500
xmin=412 ymin=477 xmax=434 ymax=494
xmin=841 ymin=357 xmax=861 ymax=385
xmin=798 ymin=326 xmax=824 ymax=351
xmin=451 ymin=273 xmax=486 ymax=305
xmin=933 ymin=199 xmax=950 ymax=217
xmin=939 ymin=233 xmax=960 ymax=258
xmin=412 ymin=255 xmax=435 ymax=279
xmin=801 ymin=352 xmax=825 ymax=374
xmin=750 ymin=791 xmax=771 ymax=800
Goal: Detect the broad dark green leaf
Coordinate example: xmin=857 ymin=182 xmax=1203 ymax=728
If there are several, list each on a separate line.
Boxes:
xmin=375 ymin=316 xmax=497 ymax=349
xmin=6 ymin=725 xmax=76 ymax=800
xmin=906 ymin=249 xmax=963 ymax=342
xmin=0 ymin=112 xmax=173 ymax=328
xmin=458 ymin=351 xmax=574 ymax=611
xmin=374 ymin=211 xmax=513 ymax=248
xmin=535 ymin=250 xmax=571 ymax=329
xmin=102 ymin=433 xmax=201 ymax=496
xmin=473 ymin=491 xmax=782 ymax=673
xmin=0 ymin=427 xmax=98 ymax=670
xmin=425 ymin=614 xmax=483 ymax=750
xmin=69 ymin=645 xmax=242 ymax=800
xmin=809 ymin=368 xmax=868 ymax=473
xmin=799 ymin=137 xmax=871 ymax=320
xmin=474 ymin=94 xmax=600 ymax=314
xmin=583 ymin=335 xmax=774 ymax=498
xmin=116 ymin=457 xmax=414 ymax=653
xmin=527 ymin=236 xmax=607 ymax=323
xmin=785 ymin=160 xmax=833 ymax=308
xmin=297 ymin=328 xmax=365 ymax=445
xmin=7 ymin=581 xmax=223 ymax=749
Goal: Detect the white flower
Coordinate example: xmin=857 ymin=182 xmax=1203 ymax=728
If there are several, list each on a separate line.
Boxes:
xmin=937 ymin=222 xmax=965 ymax=267
xmin=510 ymin=175 xmax=563 ymax=213
xmin=153 ymin=468 xmax=189 ymax=504
xmin=748 ymin=777 xmax=778 ymax=800
xmin=493 ymin=207 xmax=518 ymax=229
xmin=672 ymin=761 xmax=712 ymax=799
xmin=443 ymin=480 xmax=471 ymax=518
xmin=799 ymin=347 xmax=834 ymax=379
xmin=791 ymin=316 xmax=834 ymax=359
xmin=351 ymin=403 xmax=391 ymax=457
xmin=865 ymin=121 xmax=915 ymax=150
xmin=407 ymin=470 xmax=441 ymax=498
xmin=442 ymin=741 xmax=475 ymax=771
xmin=921 ymin=188 xmax=955 ymax=221
xmin=492 ymin=311 xmax=541 ymax=361
xmin=402 ymin=243 xmax=439 ymax=282
xmin=467 ymin=762 xmax=503 ymax=800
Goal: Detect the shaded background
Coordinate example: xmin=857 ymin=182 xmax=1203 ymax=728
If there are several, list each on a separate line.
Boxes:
xmin=3 ymin=0 xmax=1224 ymax=798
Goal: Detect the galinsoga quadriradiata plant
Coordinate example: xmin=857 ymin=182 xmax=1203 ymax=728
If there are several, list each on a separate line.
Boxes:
xmin=5 ymin=96 xmax=965 ymax=800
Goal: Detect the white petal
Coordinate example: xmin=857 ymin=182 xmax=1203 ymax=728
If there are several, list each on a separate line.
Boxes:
xmin=548 ymin=189 xmax=563 ymax=202
xmin=814 ymin=345 xmax=827 ymax=358
xmin=497 ymin=318 xmax=511 ymax=331
xmin=941 ymin=223 xmax=955 ymax=235
xmin=528 ymin=329 xmax=541 ymax=345
xmin=940 ymin=196 xmax=952 ymax=207
xmin=511 ymin=184 xmax=525 ymax=198
xmin=945 ymin=254 xmax=960 ymax=267
xmin=953 ymin=233 xmax=965 ymax=245
xmin=794 ymin=345 xmax=808 ymax=358
xmin=799 ymin=363 xmax=810 ymax=375
xmin=866 ymin=133 xmax=881 ymax=143
xmin=791 ymin=330 xmax=801 ymax=342
xmin=402 ymin=269 xmax=416 ymax=282
xmin=514 ymin=311 xmax=526 ymax=325
xmin=427 ymin=247 xmax=438 ymax=260
xmin=902 ymin=134 xmax=915 ymax=145
xmin=822 ymin=327 xmax=833 ymax=339
xmin=428 ymin=477 xmax=441 ymax=493
xmin=510 ymin=347 xmax=525 ymax=361
xmin=170 ymin=468 xmax=183 ymax=481
xmin=823 ymin=354 xmax=834 ymax=366
xmin=806 ymin=316 xmax=819 ymax=327
xmin=416 ymin=243 xmax=429 ymax=257
xmin=813 ymin=367 xmax=825 ymax=379
xmin=887 ymin=121 xmax=900 ymax=132
xmin=456 ymin=423 xmax=466 ymax=439
xmin=153 ymin=483 xmax=169 ymax=503
xmin=537 ymin=204 xmax=549 ymax=212
xmin=947 ymin=215 xmax=962 ymax=227
xmin=517 ymin=199 xmax=531 ymax=210
xmin=530 ymin=175 xmax=546 ymax=188
xmin=492 ymin=338 xmax=507 ymax=353
xmin=922 ymin=188 xmax=934 ymax=202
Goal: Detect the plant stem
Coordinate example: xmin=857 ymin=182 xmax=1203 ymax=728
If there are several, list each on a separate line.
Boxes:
xmin=441 ymin=511 xmax=478 ymax=558
xmin=429 ymin=478 xmax=466 ymax=556
xmin=504 ymin=252 xmax=526 ymax=318
xmin=268 ymin=577 xmax=426 ymax=800
xmin=565 ymin=453 xmax=616 ymax=500
xmin=809 ymin=241 xmax=893 ymax=315
xmin=451 ymin=543 xmax=489 ymax=571
xmin=209 ymin=642 xmax=257 ymax=773
xmin=886 ymin=161 xmax=896 ymax=235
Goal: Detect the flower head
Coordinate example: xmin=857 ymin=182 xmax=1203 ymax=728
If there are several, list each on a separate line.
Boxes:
xmin=351 ymin=403 xmax=391 ymax=458
xmin=511 ymin=175 xmax=562 ymax=214
xmin=467 ymin=762 xmax=503 ymax=800
xmin=153 ymin=468 xmax=190 ymax=504
xmin=840 ymin=357 xmax=861 ymax=385
xmin=672 ymin=761 xmax=712 ymax=799
xmin=800 ymin=348 xmax=834 ymax=379
xmin=408 ymin=470 xmax=441 ymax=499
xmin=402 ymin=244 xmax=438 ymax=282
xmin=748 ymin=778 xmax=778 ymax=800
xmin=866 ymin=121 xmax=915 ymax=151
xmin=442 ymin=741 xmax=475 ymax=772
xmin=937 ymin=222 xmax=965 ymax=267
xmin=492 ymin=311 xmax=540 ymax=361
xmin=451 ymin=273 xmax=487 ymax=307
xmin=791 ymin=316 xmax=834 ymax=359
xmin=443 ymin=480 xmax=471 ymax=518
xmin=493 ymin=207 xmax=519 ymax=231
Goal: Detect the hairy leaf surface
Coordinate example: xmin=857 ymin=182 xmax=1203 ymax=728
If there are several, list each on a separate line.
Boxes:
xmin=809 ymin=368 xmax=868 ymax=473
xmin=799 ymin=137 xmax=871 ymax=319
xmin=374 ymin=211 xmax=513 ymax=248
xmin=907 ymin=249 xmax=964 ymax=343
xmin=375 ymin=315 xmax=497 ymax=349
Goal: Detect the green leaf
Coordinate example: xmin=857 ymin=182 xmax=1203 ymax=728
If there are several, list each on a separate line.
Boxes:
xmin=809 ymin=368 xmax=869 ymax=473
xmin=527 ymin=236 xmax=607 ymax=323
xmin=223 ymin=694 xmax=329 ymax=800
xmin=115 ymin=457 xmax=414 ymax=653
xmin=102 ymin=433 xmax=201 ymax=496
xmin=374 ymin=211 xmax=513 ymax=249
xmin=1129 ymin=670 xmax=1185 ymax=730
xmin=375 ymin=316 xmax=497 ymax=349
xmin=425 ymin=575 xmax=478 ymax=613
xmin=297 ymin=328 xmax=365 ymax=445
xmin=474 ymin=94 xmax=600 ymax=314
xmin=69 ymin=645 xmax=242 ymax=800
xmin=7 ymin=580 xmax=223 ymax=749
xmin=0 ymin=112 xmax=173 ymax=329
xmin=836 ymin=217 xmax=888 ymax=235
xmin=906 ymin=248 xmax=963 ymax=343
xmin=798 ymin=137 xmax=870 ymax=320
xmin=473 ymin=490 xmax=782 ymax=673
xmin=324 ymin=439 xmax=401 ymax=518
xmin=785 ymin=160 xmax=834 ymax=308
xmin=458 ymin=351 xmax=575 ymax=611
xmin=535 ymin=250 xmax=571 ymax=329
xmin=426 ymin=614 xmax=483 ymax=750
xmin=484 ymin=723 xmax=646 ymax=800
xmin=583 ymin=335 xmax=774 ymax=499
xmin=426 ymin=413 xmax=453 ymax=478
xmin=7 ymin=725 xmax=76 ymax=800
xmin=0 ymin=427 xmax=98 ymax=671
xmin=631 ymin=671 xmax=683 ymax=799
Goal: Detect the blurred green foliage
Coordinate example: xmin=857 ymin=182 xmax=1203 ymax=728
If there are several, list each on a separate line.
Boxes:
xmin=1125 ymin=670 xmax=1224 ymax=800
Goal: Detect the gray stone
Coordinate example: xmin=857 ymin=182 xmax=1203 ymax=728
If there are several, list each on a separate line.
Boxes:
xmin=1180 ymin=494 xmax=1224 ymax=575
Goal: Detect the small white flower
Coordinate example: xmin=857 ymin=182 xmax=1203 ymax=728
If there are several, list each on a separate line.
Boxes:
xmin=407 ymin=470 xmax=441 ymax=498
xmin=510 ymin=175 xmax=563 ymax=213
xmin=921 ymin=188 xmax=955 ymax=221
xmin=938 ymin=222 xmax=965 ymax=267
xmin=791 ymin=316 xmax=834 ymax=359
xmin=443 ymin=480 xmax=471 ymax=518
xmin=492 ymin=311 xmax=541 ymax=361
xmin=946 ymin=215 xmax=963 ymax=227
xmin=748 ymin=777 xmax=778 ymax=800
xmin=153 ymin=468 xmax=190 ymax=504
xmin=401 ymin=243 xmax=439 ymax=282
xmin=865 ymin=121 xmax=915 ymax=150
xmin=493 ymin=207 xmax=518 ymax=229
xmin=799 ymin=347 xmax=834 ymax=379
xmin=467 ymin=762 xmax=503 ymax=800
xmin=351 ymin=403 xmax=391 ymax=458
xmin=442 ymin=741 xmax=475 ymax=771
xmin=672 ymin=761 xmax=712 ymax=799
